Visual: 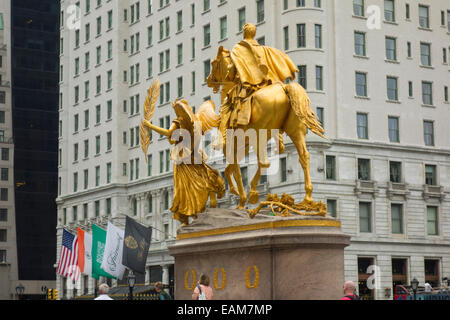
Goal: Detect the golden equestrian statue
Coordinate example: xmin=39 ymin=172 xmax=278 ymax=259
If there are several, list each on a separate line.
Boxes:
xmin=140 ymin=81 xmax=225 ymax=226
xmin=206 ymin=23 xmax=327 ymax=216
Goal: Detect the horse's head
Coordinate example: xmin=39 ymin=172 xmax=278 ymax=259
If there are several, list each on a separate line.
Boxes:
xmin=207 ymin=46 xmax=232 ymax=93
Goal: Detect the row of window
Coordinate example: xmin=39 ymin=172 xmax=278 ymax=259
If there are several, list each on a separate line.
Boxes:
xmin=326 ymin=155 xmax=439 ymax=187
xmin=354 ymin=0 xmax=450 ymax=32
xmin=355 ymin=112 xmax=437 ymax=147
xmin=67 ymin=162 xmax=112 ymax=194
xmin=62 ymin=198 xmax=111 ymax=225
xmin=71 ymin=70 xmax=113 ymax=104
xmin=356 ymin=202 xmax=440 ymax=236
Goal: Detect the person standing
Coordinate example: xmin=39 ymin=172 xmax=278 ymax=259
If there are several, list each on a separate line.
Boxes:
xmin=192 ymin=274 xmax=213 ymax=300
xmin=94 ymin=283 xmax=114 ymax=300
xmin=155 ymin=282 xmax=172 ymax=300
xmin=341 ymin=281 xmax=360 ymax=300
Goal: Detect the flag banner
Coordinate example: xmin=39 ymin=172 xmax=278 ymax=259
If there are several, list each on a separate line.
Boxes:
xmin=122 ymin=216 xmax=152 ymax=274
xmin=91 ymin=224 xmax=115 ymax=279
xmin=57 ymin=229 xmax=80 ymax=282
xmin=101 ymin=222 xmax=126 ymax=280
xmin=77 ymin=227 xmax=92 ymax=277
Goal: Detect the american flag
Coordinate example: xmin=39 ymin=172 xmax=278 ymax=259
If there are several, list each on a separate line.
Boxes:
xmin=57 ymin=229 xmax=80 ymax=282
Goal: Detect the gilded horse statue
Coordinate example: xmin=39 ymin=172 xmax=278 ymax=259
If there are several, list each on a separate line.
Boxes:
xmin=206 ymin=45 xmax=327 ymax=212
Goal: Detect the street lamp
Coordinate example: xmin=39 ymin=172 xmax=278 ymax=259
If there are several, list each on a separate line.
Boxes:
xmin=127 ymin=270 xmax=136 ymax=301
xmin=411 ymin=278 xmax=419 ymax=301
xmin=15 ymin=283 xmax=25 ymax=300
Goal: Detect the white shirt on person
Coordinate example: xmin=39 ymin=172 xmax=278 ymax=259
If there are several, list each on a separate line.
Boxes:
xmin=94 ymin=294 xmax=114 ymax=300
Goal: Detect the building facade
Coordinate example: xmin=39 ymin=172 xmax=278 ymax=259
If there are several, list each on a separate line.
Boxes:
xmin=57 ymin=0 xmax=450 ymax=300
xmin=0 ymin=0 xmax=19 ymax=300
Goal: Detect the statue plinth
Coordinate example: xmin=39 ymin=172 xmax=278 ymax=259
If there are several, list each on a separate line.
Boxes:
xmin=168 ymin=208 xmax=350 ymax=300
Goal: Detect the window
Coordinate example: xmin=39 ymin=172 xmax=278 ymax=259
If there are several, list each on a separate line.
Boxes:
xmin=107 ymin=10 xmax=113 ymax=29
xmin=107 ymin=40 xmax=112 ymax=60
xmin=326 ymin=155 xmax=336 ymax=180
xmin=256 ymin=0 xmax=264 ymax=23
xmin=355 ymin=72 xmax=367 ymax=97
xmin=107 ymin=70 xmax=112 ymax=90
xmin=203 ymin=0 xmax=210 ymax=11
xmin=96 ymin=105 xmax=101 ymax=123
xmin=391 ymin=204 xmax=403 ymax=234
xmin=316 ymin=66 xmax=323 ymax=90
xmin=422 ymin=81 xmax=433 ymax=105
xmin=220 ymin=16 xmax=227 ymax=40
xmin=445 ymin=86 xmax=449 ymax=102
xmin=177 ymin=11 xmax=182 ymax=32
xmin=357 ymin=113 xmax=368 ymax=139
xmin=191 ymin=3 xmax=195 ymax=25
xmin=358 ymin=158 xmax=371 ymax=181
xmin=148 ymin=154 xmax=152 ymax=176
xmin=314 ymin=0 xmax=321 ymax=7
xmin=298 ymin=65 xmax=307 ymax=89
xmin=354 ymin=32 xmax=366 ymax=56
xmin=0 ymin=209 xmax=6 ymax=222
xmin=385 ymin=37 xmax=397 ymax=61
xmin=408 ymin=81 xmax=413 ymax=97
xmin=0 ymin=250 xmax=5 ymax=263
xmin=84 ymin=140 xmax=89 ymax=158
xmin=388 ymin=116 xmax=399 ymax=142
xmin=203 ymin=24 xmax=211 ymax=47
xmin=74 ymin=114 xmax=79 ymax=133
xmin=84 ymin=169 xmax=88 ymax=189
xmin=283 ymin=26 xmax=289 ymax=51
xmin=177 ymin=77 xmax=183 ymax=97
xmin=359 ymin=202 xmax=372 ymax=233
xmin=297 ymin=24 xmax=306 ymax=48
xmin=107 ymin=131 xmax=112 ymax=151
xmin=327 ymin=199 xmax=337 ymax=218
xmin=315 ymin=24 xmax=322 ymax=49
xmin=419 ymin=5 xmax=429 ymax=29
xmin=191 ymin=37 xmax=195 ymax=60
xmin=96 ymin=16 xmax=101 ymax=35
xmin=425 ymin=164 xmax=436 ymax=186
xmin=73 ymin=143 xmax=79 ymax=162
xmin=1 ymin=149 xmax=8 ymax=161
xmin=423 ymin=120 xmax=434 ymax=147
xmin=165 ymin=150 xmax=170 ymax=172
xmin=0 ymin=229 xmax=6 ymax=242
xmin=238 ymin=7 xmax=246 ymax=32
xmin=191 ymin=71 xmax=196 ymax=93
xmin=387 ymin=77 xmax=398 ymax=101
xmin=96 ymin=135 xmax=101 ymax=154
xmin=0 ymin=111 xmax=4 ymax=124
xmin=420 ymin=43 xmax=431 ymax=66
xmin=316 ymin=107 xmax=324 ymax=128
xmin=426 ymin=206 xmax=438 ymax=236
xmin=390 ymin=161 xmax=402 ymax=183
xmin=1 ymin=168 xmax=7 ymax=181
xmin=73 ymin=172 xmax=78 ymax=192
xmin=443 ymin=48 xmax=448 ymax=64
xmin=384 ymin=0 xmax=395 ymax=22
xmin=353 ymin=0 xmax=364 ymax=17
xmin=95 ymin=200 xmax=100 ymax=217
xmin=297 ymin=0 xmax=305 ymax=7
xmin=96 ymin=75 xmax=101 ymax=94
xmin=405 ymin=3 xmax=410 ymax=19
xmin=204 ymin=60 xmax=211 ymax=82
xmin=107 ymin=162 xmax=112 ymax=183
xmin=159 ymin=151 xmax=164 ymax=173
xmin=280 ymin=157 xmax=287 ymax=182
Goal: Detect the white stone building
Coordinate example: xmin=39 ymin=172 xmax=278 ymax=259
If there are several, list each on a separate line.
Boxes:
xmin=57 ymin=0 xmax=450 ymax=300
xmin=0 ymin=0 xmax=19 ymax=300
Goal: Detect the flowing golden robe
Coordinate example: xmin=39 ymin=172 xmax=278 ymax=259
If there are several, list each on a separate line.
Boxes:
xmin=169 ymin=119 xmax=225 ymax=224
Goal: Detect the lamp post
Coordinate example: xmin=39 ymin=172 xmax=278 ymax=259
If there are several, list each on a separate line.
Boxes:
xmin=15 ymin=283 xmax=25 ymax=300
xmin=127 ymin=270 xmax=136 ymax=301
xmin=411 ymin=277 xmax=419 ymax=301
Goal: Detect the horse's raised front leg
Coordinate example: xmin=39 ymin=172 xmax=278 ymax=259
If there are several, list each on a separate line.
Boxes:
xmin=225 ymin=164 xmax=239 ymax=196
xmin=248 ymin=165 xmax=261 ymax=204
xmin=231 ymin=164 xmax=247 ymax=210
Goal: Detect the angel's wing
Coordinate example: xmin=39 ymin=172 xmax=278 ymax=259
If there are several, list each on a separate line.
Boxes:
xmin=195 ymin=100 xmax=220 ymax=134
xmin=140 ymin=80 xmax=160 ymax=160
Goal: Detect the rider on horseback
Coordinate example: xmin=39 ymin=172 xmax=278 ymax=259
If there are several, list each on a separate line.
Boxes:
xmin=215 ymin=23 xmax=299 ymax=152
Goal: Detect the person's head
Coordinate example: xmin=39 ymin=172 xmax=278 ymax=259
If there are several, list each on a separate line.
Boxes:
xmin=343 ymin=281 xmax=355 ymax=295
xmin=98 ymin=283 xmax=110 ymax=295
xmin=243 ymin=23 xmax=256 ymax=40
xmin=199 ymin=274 xmax=210 ymax=287
xmin=155 ymin=282 xmax=163 ymax=293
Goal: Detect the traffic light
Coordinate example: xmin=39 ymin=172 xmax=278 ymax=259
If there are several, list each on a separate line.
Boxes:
xmin=52 ymin=289 xmax=59 ymax=300
xmin=47 ymin=289 xmax=53 ymax=300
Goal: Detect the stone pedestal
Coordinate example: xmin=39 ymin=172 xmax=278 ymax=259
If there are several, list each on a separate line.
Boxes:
xmin=168 ymin=208 xmax=350 ymax=300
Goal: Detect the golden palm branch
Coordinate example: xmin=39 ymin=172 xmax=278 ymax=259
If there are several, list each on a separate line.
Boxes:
xmin=140 ymin=80 xmax=160 ymax=161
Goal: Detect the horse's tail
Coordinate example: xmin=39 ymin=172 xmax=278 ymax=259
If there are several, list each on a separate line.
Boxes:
xmin=284 ymin=82 xmax=327 ymax=140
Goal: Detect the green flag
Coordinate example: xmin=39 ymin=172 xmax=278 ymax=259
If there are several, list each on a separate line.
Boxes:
xmin=92 ymin=224 xmax=115 ymax=279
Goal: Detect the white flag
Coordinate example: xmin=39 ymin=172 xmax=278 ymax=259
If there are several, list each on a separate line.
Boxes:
xmin=101 ymin=222 xmax=126 ymax=280
xmin=83 ymin=232 xmax=93 ymax=277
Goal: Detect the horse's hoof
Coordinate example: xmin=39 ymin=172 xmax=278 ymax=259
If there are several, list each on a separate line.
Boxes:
xmin=229 ymin=187 xmax=239 ymax=196
xmin=248 ymin=191 xmax=259 ymax=204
